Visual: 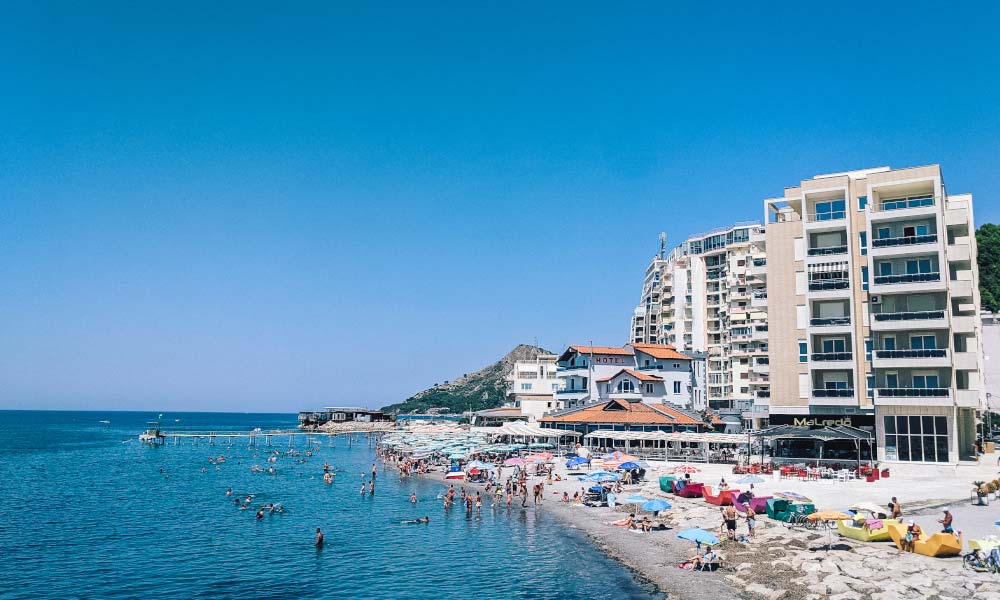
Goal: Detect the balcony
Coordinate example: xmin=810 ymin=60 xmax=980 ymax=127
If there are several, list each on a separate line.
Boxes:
xmin=756 ymin=390 xmax=771 ymax=399
xmin=812 ymin=388 xmax=854 ymax=398
xmin=558 ymin=365 xmax=588 ymax=376
xmin=810 ymin=316 xmax=851 ymax=327
xmin=869 ymin=195 xmax=937 ymax=222
xmin=873 ymin=348 xmax=950 ymax=368
xmin=808 ymin=278 xmax=850 ymax=292
xmin=948 ymin=237 xmax=971 ymax=262
xmin=875 ymin=349 xmax=946 ymax=359
xmin=555 ymin=389 xmax=588 ymax=396
xmin=956 ymin=389 xmax=982 ymax=408
xmin=870 ymin=310 xmax=948 ymax=331
xmin=953 ymin=351 xmax=979 ymax=371
xmin=874 ymin=387 xmax=952 ymax=406
xmin=873 ymin=272 xmax=940 ymax=285
xmin=811 ymin=352 xmax=853 ymax=362
xmin=807 ymin=245 xmax=848 ymax=257
xmin=872 ymin=234 xmax=938 ymax=249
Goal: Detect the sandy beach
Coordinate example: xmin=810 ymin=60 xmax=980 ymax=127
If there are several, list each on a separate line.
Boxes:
xmin=427 ymin=456 xmax=1000 ymax=600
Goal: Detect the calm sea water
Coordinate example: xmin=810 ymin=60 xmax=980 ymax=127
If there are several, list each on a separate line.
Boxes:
xmin=0 ymin=411 xmax=657 ymax=600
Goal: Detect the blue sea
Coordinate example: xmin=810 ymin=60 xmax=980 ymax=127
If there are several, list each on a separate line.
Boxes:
xmin=0 ymin=411 xmax=657 ymax=599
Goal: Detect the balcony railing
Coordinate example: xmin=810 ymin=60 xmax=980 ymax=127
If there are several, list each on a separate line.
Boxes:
xmin=873 ymin=310 xmax=946 ymax=322
xmin=877 ymin=387 xmax=949 ymax=397
xmin=810 ymin=316 xmax=850 ymax=327
xmin=811 ymin=352 xmax=853 ymax=361
xmin=873 ymin=272 xmax=941 ymax=285
xmin=807 ymin=211 xmax=847 ymax=222
xmin=808 ymin=278 xmax=850 ymax=291
xmin=752 ymin=258 xmax=767 ymax=267
xmin=555 ymin=389 xmax=587 ymax=395
xmin=753 ymin=291 xmax=768 ymax=299
xmin=875 ymin=349 xmax=947 ymax=359
xmin=807 ymin=245 xmax=848 ymax=256
xmin=756 ymin=390 xmax=771 ymax=398
xmin=872 ymin=234 xmax=938 ymax=248
xmin=812 ymin=388 xmax=854 ymax=397
xmin=871 ymin=195 xmax=935 ymax=212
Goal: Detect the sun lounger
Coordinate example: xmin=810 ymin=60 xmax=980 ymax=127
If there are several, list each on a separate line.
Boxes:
xmin=702 ymin=486 xmax=738 ymax=506
xmin=672 ymin=482 xmax=705 ymax=498
xmin=886 ymin=522 xmax=961 ymax=557
xmin=836 ymin=518 xmax=898 ymax=542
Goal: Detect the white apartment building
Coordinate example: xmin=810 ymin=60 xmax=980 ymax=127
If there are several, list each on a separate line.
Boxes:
xmin=505 ymin=354 xmax=563 ymax=422
xmin=630 ymin=224 xmax=770 ymax=428
xmin=554 ymin=344 xmax=702 ymax=411
xmin=764 ymin=164 xmax=984 ymax=464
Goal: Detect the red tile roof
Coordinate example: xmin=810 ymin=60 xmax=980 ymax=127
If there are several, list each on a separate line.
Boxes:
xmin=631 ymin=343 xmax=693 ymax=361
xmin=568 ymin=345 xmax=634 ymax=356
xmin=539 ymin=399 xmax=701 ymax=425
xmin=596 ymin=368 xmax=663 ymax=383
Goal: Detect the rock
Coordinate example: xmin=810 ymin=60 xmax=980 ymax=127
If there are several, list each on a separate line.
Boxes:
xmin=819 ymin=560 xmax=841 ymax=574
xmin=821 ymin=574 xmax=851 ymax=595
xmin=744 ymin=583 xmax=787 ymax=600
xmin=829 ymin=592 xmax=861 ymax=600
xmin=735 ymin=562 xmax=753 ymax=572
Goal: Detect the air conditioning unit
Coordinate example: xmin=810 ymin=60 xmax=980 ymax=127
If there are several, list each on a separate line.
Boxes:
xmin=870 ymin=295 xmax=881 ymax=304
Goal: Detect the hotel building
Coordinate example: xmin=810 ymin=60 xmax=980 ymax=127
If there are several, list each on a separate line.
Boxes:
xmin=763 ymin=164 xmax=984 ymax=464
xmin=553 ymin=344 xmax=702 ymax=411
xmin=629 ymin=223 xmax=770 ymax=428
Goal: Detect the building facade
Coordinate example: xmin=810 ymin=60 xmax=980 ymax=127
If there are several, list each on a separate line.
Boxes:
xmin=764 ymin=164 xmax=984 ymax=464
xmin=629 ymin=223 xmax=770 ymax=428
xmin=505 ymin=354 xmax=563 ymax=422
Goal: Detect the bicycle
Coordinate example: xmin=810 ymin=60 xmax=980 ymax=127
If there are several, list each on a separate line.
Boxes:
xmin=963 ymin=549 xmax=999 ymax=573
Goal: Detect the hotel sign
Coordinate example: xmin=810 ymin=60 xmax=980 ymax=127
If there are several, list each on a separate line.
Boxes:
xmin=592 ymin=356 xmax=628 ymax=365
xmin=769 ymin=414 xmax=874 ymax=428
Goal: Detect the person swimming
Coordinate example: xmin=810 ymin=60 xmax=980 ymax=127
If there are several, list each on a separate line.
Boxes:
xmin=401 ymin=516 xmax=430 ymax=524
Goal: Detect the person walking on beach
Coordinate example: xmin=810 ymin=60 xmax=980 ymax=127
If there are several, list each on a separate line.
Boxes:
xmin=315 ymin=527 xmax=324 ymax=549
xmin=745 ymin=504 xmax=757 ymax=538
xmin=939 ymin=508 xmax=954 ymax=534
xmin=722 ymin=505 xmax=738 ymax=540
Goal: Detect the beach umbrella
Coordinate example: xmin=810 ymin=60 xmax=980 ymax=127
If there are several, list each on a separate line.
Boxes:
xmin=467 ymin=468 xmax=481 ymax=475
xmin=448 ymin=453 xmax=466 ymax=460
xmin=776 ymin=491 xmax=811 ymax=502
xmin=673 ymin=465 xmax=701 ymax=474
xmin=588 ymin=485 xmax=604 ymax=493
xmin=617 ymin=461 xmax=640 ymax=470
xmin=504 ymin=457 xmax=526 ymax=467
xmin=641 ymin=499 xmax=671 ymax=514
xmin=735 ymin=475 xmax=764 ymax=485
xmin=849 ymin=502 xmax=887 ymax=517
xmin=623 ymin=495 xmax=650 ymax=504
xmin=808 ymin=510 xmax=852 ymax=550
xmin=585 ymin=473 xmax=622 ymax=483
xmin=677 ymin=528 xmax=719 ymax=548
xmin=566 ymin=456 xmax=588 ymax=468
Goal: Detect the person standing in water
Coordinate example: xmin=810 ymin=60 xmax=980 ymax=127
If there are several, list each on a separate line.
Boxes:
xmin=410 ymin=492 xmax=417 ymax=503
xmin=315 ymin=527 xmax=324 ymax=548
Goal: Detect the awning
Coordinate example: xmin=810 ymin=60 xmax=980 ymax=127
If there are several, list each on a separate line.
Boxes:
xmin=472 ymin=422 xmax=581 ymax=438
xmin=582 ymin=429 xmax=745 ymax=444
xmin=753 ymin=425 xmax=873 ymax=441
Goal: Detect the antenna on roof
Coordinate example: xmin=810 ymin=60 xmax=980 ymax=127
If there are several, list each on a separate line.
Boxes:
xmin=659 ymin=232 xmax=667 ymax=259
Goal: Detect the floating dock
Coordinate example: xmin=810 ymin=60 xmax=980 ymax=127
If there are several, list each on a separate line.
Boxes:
xmin=151 ymin=426 xmax=392 ymax=447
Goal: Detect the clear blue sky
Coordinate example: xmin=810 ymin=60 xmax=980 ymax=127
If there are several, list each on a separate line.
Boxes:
xmin=2 ymin=2 xmax=998 ymax=412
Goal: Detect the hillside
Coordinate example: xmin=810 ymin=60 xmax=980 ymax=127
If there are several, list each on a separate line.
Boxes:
xmin=382 ymin=344 xmax=553 ymax=415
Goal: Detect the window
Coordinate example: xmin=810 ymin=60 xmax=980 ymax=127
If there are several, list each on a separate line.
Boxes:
xmin=906 ymin=258 xmax=933 ymax=274
xmin=883 ymin=415 xmax=948 ymax=463
xmin=861 ymin=266 xmax=869 ymax=291
xmin=673 ymin=362 xmax=680 ymax=368
xmin=799 ymin=342 xmax=808 ymax=363
xmin=913 ymin=373 xmax=940 ymax=388
xmin=617 ymin=379 xmax=636 ymax=393
xmin=865 ymin=338 xmax=873 ymax=362
xmin=877 ymin=227 xmax=891 ymax=239
xmin=866 ymin=375 xmax=874 ymax=398
xmin=551 ymin=383 xmax=559 ymax=391
xmin=673 ymin=381 xmax=681 ymax=394
xmin=814 ymin=199 xmax=846 ymax=221
xmin=521 ymin=383 xmax=532 ymax=390
xmin=885 ymin=371 xmax=899 ymax=388
xmin=883 ymin=336 xmax=896 ymax=351
xmin=547 ymin=401 xmax=552 ymax=408
xmin=859 ymin=232 xmax=867 ymax=256
xmin=879 ymin=262 xmax=893 ymax=276
xmin=821 ymin=338 xmax=846 ymax=353
xmin=910 ymin=334 xmax=937 ymax=350
xmin=645 ymin=383 xmax=654 ymax=394
xmin=858 ymin=196 xmax=868 ymax=210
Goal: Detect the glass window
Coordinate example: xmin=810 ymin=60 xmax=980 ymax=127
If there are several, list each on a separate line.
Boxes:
xmin=909 ymin=416 xmax=921 ymax=434
xmin=906 ymin=260 xmax=919 ymax=275
xmin=885 ymin=372 xmax=899 ymax=387
xmin=877 ymin=227 xmax=891 ymax=239
xmin=910 ymin=435 xmax=923 ymax=461
xmin=858 ymin=196 xmax=868 ymax=210
xmin=883 ymin=416 xmax=896 ymax=434
xmin=922 ymin=436 xmax=936 ymax=462
xmin=673 ymin=381 xmax=681 ymax=394
xmin=935 ymin=416 xmax=947 ymax=434
xmin=897 ymin=415 xmax=908 ymax=433
xmin=936 ymin=436 xmax=949 ymax=462
xmin=898 ymin=436 xmax=910 ymax=461
xmin=861 ymin=266 xmax=869 ymax=291
xmin=859 ymin=232 xmax=868 ymax=255
xmin=880 ymin=262 xmax=893 ymax=276
xmin=865 ymin=338 xmax=873 ymax=361
xmin=799 ymin=342 xmax=807 ymax=363
xmin=867 ymin=375 xmax=874 ymax=398
xmin=922 ymin=416 xmax=934 ymax=434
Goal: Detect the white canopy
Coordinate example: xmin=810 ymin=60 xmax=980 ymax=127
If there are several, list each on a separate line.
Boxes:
xmin=583 ymin=429 xmax=744 ymax=444
xmin=472 ymin=422 xmax=581 ymax=439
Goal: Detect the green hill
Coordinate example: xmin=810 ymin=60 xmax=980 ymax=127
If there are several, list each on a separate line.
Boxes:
xmin=382 ymin=344 xmax=553 ymax=414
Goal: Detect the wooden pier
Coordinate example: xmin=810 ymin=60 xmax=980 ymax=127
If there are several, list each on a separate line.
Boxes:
xmin=154 ymin=428 xmax=389 ymax=448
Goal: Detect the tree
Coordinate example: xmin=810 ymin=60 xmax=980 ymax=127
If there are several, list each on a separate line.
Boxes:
xmin=978 ymin=224 xmax=1000 ymax=313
